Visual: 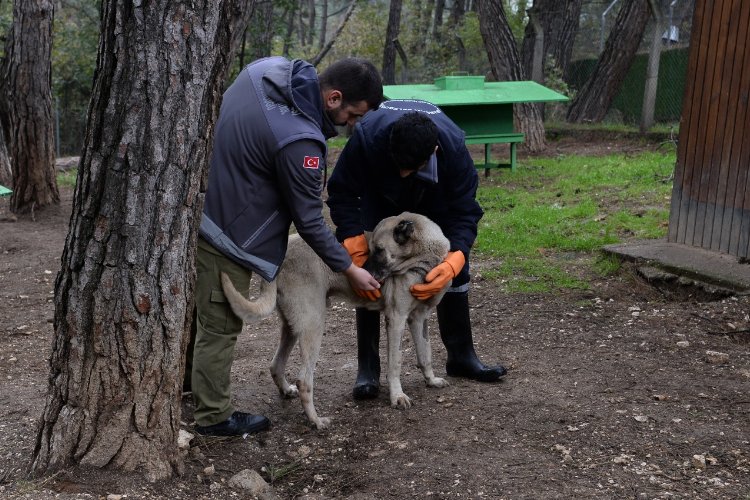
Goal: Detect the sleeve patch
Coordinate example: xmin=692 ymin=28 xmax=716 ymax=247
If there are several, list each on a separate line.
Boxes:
xmin=303 ymin=156 xmax=320 ymax=169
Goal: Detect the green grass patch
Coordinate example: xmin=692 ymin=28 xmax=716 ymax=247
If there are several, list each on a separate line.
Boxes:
xmin=482 ymin=256 xmax=589 ymax=293
xmin=57 ymin=168 xmax=78 ymax=188
xmin=476 ymin=150 xmax=675 ymax=292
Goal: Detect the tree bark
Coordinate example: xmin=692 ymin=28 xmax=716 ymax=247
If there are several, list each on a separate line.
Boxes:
xmin=318 ymin=0 xmax=328 ymax=50
xmin=640 ymin=0 xmax=663 ymax=132
xmin=432 ymin=0 xmax=445 ymax=40
xmin=310 ymin=0 xmax=357 ymax=67
xmin=0 ymin=121 xmax=11 ymax=188
xmin=32 ymin=0 xmax=253 ymax=480
xmin=478 ymin=0 xmax=545 ymax=152
xmin=521 ymin=0 xmax=582 ymax=82
xmin=566 ymin=0 xmax=651 ymax=123
xmin=2 ymin=0 xmax=59 ymax=214
xmin=449 ymin=0 xmax=467 ymax=71
xmin=382 ymin=0 xmax=404 ymax=85
xmin=245 ymin=0 xmax=274 ymax=64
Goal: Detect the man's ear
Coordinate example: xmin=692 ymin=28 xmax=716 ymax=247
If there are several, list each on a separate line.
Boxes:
xmin=323 ymin=89 xmax=342 ymax=110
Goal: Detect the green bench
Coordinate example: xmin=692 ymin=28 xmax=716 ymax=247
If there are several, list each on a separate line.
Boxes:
xmin=383 ymin=76 xmax=568 ymax=174
xmin=0 ymin=184 xmax=11 ymax=197
xmin=465 ymin=132 xmax=525 ymax=173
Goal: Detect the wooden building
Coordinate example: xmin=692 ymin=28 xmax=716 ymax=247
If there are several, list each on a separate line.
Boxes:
xmin=668 ymin=0 xmax=750 ymax=259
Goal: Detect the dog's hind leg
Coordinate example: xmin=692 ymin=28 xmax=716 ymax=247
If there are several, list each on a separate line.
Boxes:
xmin=408 ymin=313 xmax=449 ymax=389
xmin=385 ymin=313 xmax=412 ymax=409
xmin=293 ymin=307 xmax=331 ymax=430
xmin=270 ymin=314 xmax=299 ymax=398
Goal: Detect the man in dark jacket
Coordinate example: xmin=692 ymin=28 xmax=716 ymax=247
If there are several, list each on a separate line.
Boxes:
xmin=188 ymin=57 xmax=384 ymax=436
xmin=327 ymin=99 xmax=507 ymax=400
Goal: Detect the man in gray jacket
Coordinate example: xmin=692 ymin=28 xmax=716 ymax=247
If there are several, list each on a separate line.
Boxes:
xmin=187 ymin=57 xmax=383 ymax=436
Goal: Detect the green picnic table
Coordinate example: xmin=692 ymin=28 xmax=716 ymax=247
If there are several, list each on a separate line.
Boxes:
xmin=383 ymin=76 xmax=568 ymax=173
xmin=0 ymin=184 xmax=11 ymax=197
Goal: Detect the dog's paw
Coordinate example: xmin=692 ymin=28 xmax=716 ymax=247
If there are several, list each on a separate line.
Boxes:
xmin=314 ymin=417 xmax=331 ymax=430
xmin=280 ymin=384 xmax=299 ymax=399
xmin=391 ymin=393 xmax=412 ymax=410
xmin=426 ymin=377 xmax=450 ymax=388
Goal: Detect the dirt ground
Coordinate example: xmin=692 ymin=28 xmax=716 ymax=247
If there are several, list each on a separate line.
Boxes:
xmin=0 ymin=136 xmax=749 ymax=499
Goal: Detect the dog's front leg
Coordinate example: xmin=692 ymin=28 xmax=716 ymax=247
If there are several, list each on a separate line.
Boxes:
xmin=408 ymin=313 xmax=449 ymax=389
xmin=385 ymin=312 xmax=411 ymax=409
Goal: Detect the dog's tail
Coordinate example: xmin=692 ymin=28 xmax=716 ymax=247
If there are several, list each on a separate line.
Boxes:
xmin=220 ymin=272 xmax=277 ymax=323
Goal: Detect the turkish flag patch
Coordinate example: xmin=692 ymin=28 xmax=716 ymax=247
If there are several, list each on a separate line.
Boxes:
xmin=303 ymin=156 xmax=320 ymax=169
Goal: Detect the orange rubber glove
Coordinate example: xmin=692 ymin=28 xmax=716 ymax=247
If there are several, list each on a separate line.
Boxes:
xmin=343 ymin=235 xmax=381 ymax=301
xmin=342 ymin=234 xmax=369 ymax=267
xmin=410 ymin=250 xmax=465 ymax=301
xmin=356 ymin=288 xmax=381 ymax=301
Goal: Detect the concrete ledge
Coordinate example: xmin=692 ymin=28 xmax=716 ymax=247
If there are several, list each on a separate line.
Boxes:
xmin=603 ymin=239 xmax=750 ymax=293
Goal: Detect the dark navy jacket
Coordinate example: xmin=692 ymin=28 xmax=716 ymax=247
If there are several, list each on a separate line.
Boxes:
xmin=200 ymin=57 xmax=351 ymax=281
xmin=327 ymin=100 xmax=483 ymax=256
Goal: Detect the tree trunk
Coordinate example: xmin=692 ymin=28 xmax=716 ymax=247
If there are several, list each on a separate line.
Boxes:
xmin=566 ymin=0 xmax=651 ymax=123
xmin=641 ymin=0 xmax=664 ymax=132
xmin=3 ymin=0 xmax=59 ymax=214
xmin=246 ymin=0 xmax=274 ymax=62
xmin=307 ymin=0 xmax=316 ymax=47
xmin=521 ymin=0 xmax=582 ymax=82
xmin=318 ymin=0 xmax=328 ymax=50
xmin=382 ymin=0 xmax=404 ymax=85
xmin=432 ymin=0 xmax=445 ymax=40
xmin=449 ymin=0 xmax=467 ymax=71
xmin=417 ymin=0 xmax=434 ymax=48
xmin=0 ymin=121 xmax=11 ymax=187
xmin=32 ymin=0 xmax=253 ymax=480
xmin=478 ymin=0 xmax=545 ymax=152
xmin=310 ymin=0 xmax=358 ymax=67
xmin=282 ymin=3 xmax=297 ymax=56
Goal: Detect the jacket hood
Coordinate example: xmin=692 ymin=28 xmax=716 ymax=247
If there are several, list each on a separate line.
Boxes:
xmin=262 ymin=58 xmax=328 ymax=134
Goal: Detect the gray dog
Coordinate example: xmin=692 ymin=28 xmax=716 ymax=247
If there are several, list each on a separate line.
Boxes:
xmin=221 ymin=212 xmax=451 ymax=429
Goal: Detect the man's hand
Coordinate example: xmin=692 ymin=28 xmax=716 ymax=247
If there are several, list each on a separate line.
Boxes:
xmin=410 ymin=250 xmax=465 ymax=300
xmin=344 ymin=264 xmax=381 ymax=301
xmin=342 ymin=234 xmax=369 ymax=267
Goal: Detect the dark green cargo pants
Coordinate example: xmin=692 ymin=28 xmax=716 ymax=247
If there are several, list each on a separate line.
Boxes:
xmin=186 ymin=238 xmax=252 ymax=426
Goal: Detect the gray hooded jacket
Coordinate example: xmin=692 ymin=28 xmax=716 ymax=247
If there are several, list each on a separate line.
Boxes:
xmin=200 ymin=57 xmax=351 ymax=281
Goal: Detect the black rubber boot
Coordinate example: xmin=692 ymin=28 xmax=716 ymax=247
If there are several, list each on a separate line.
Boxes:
xmin=352 ymin=308 xmax=381 ymax=400
xmin=437 ymin=292 xmax=507 ymax=382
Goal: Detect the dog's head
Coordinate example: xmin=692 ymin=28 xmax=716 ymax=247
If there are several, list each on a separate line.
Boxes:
xmin=364 ymin=212 xmax=450 ymax=282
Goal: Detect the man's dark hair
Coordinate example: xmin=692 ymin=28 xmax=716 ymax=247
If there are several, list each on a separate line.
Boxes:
xmin=389 ymin=112 xmax=439 ymax=170
xmin=319 ymin=58 xmax=383 ymax=109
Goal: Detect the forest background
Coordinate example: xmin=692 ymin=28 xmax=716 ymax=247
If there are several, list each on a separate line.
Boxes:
xmin=0 ymin=0 xmax=695 ymax=158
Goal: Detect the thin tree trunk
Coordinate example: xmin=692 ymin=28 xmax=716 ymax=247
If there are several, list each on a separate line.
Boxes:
xmin=521 ymin=0 xmax=582 ymax=81
xmin=418 ymin=0 xmax=434 ymax=46
xmin=32 ymin=0 xmax=253 ymax=480
xmin=566 ymin=0 xmax=651 ymax=123
xmin=3 ymin=0 xmax=59 ymax=214
xmin=641 ymin=0 xmax=663 ymax=132
xmin=310 ymin=0 xmax=357 ymax=67
xmin=0 ymin=121 xmax=11 ymax=187
xmin=382 ymin=0 xmax=404 ymax=85
xmin=318 ymin=0 xmax=328 ymax=50
xmin=449 ymin=0 xmax=467 ymax=71
xmin=282 ymin=4 xmax=297 ymax=56
xmin=478 ymin=0 xmax=545 ymax=152
xmin=432 ymin=0 xmax=445 ymax=40
xmin=246 ymin=0 xmax=274 ymax=62
xmin=307 ymin=0 xmax=316 ymax=47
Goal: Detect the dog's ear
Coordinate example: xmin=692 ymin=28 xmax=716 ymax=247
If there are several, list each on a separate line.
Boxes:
xmin=393 ymin=220 xmax=414 ymax=245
